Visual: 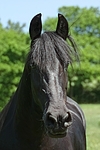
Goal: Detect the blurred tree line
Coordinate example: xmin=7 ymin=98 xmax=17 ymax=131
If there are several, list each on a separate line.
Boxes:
xmin=0 ymin=21 xmax=30 ymax=109
xmin=0 ymin=6 xmax=100 ymax=109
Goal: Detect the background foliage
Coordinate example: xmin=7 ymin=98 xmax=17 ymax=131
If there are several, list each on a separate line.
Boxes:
xmin=0 ymin=22 xmax=30 ymax=109
xmin=0 ymin=6 xmax=100 ymax=109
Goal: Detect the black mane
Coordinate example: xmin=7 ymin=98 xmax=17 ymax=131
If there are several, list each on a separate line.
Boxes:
xmin=27 ymin=32 xmax=78 ymax=70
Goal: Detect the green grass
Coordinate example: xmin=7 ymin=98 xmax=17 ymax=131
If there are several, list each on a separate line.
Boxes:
xmin=80 ymin=104 xmax=100 ymax=150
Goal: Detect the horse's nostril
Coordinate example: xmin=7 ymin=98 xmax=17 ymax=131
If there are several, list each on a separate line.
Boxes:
xmin=63 ymin=112 xmax=72 ymax=127
xmin=46 ymin=113 xmax=57 ymax=128
xmin=45 ymin=112 xmax=72 ymax=131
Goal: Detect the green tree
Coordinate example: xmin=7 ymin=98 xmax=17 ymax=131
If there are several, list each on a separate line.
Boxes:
xmin=43 ymin=6 xmax=100 ymax=103
xmin=0 ymin=23 xmax=30 ymax=109
xmin=6 ymin=20 xmax=26 ymax=33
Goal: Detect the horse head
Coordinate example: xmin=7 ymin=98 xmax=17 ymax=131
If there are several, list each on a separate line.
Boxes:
xmin=28 ymin=13 xmax=73 ymax=138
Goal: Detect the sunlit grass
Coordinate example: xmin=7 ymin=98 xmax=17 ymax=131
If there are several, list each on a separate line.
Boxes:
xmin=80 ymin=104 xmax=100 ymax=150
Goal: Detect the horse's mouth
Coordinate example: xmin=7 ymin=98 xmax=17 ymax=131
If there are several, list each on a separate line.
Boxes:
xmin=47 ymin=130 xmax=67 ymax=138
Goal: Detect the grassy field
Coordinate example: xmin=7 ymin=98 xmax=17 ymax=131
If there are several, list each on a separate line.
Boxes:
xmin=80 ymin=104 xmax=100 ymax=150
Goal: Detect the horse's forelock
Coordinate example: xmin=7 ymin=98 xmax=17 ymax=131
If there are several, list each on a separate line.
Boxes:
xmin=27 ymin=32 xmax=79 ymax=70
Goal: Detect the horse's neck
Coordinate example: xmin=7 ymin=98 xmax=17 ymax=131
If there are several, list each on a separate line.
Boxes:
xmin=0 ymin=90 xmax=18 ymax=132
xmin=0 ymin=99 xmax=12 ymax=131
xmin=15 ymin=70 xmax=44 ymax=142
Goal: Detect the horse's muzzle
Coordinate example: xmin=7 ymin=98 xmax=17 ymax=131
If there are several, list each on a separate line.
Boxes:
xmin=44 ymin=111 xmax=72 ymax=138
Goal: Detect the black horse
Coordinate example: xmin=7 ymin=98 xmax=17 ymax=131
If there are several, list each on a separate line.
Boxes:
xmin=0 ymin=14 xmax=86 ymax=150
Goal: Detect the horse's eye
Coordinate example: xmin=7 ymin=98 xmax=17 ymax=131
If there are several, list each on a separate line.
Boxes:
xmin=42 ymin=89 xmax=47 ymax=94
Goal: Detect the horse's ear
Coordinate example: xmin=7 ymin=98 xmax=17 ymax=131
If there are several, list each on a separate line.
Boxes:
xmin=29 ymin=13 xmax=42 ymax=40
xmin=56 ymin=14 xmax=69 ymax=40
